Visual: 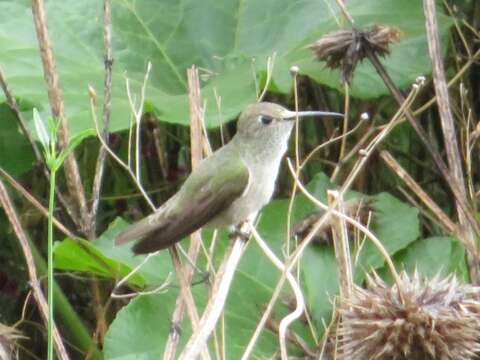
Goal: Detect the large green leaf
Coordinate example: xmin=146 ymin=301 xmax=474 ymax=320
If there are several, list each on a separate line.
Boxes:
xmin=104 ymin=269 xmax=306 ymax=359
xmin=0 ymin=0 xmax=451 ymax=140
xmin=393 ymin=236 xmax=468 ymax=280
xmin=54 ymin=218 xmax=173 ymax=286
xmin=54 ymin=237 xmax=147 ymax=287
xmin=354 ymin=192 xmax=420 ymax=279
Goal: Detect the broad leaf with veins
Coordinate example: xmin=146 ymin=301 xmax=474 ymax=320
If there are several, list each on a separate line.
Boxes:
xmin=0 ymin=0 xmax=451 ymax=152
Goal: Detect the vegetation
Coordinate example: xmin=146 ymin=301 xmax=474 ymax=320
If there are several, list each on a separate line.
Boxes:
xmin=0 ymin=0 xmax=479 ymax=359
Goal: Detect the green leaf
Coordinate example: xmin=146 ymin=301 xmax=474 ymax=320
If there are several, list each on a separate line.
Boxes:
xmin=301 ymin=245 xmax=338 ymax=329
xmin=54 ymin=237 xmax=146 ymax=287
xmin=393 ymin=236 xmax=468 ymax=280
xmin=54 ymin=218 xmax=173 ymax=286
xmin=104 ymin=256 xmax=309 ymax=359
xmin=0 ymin=103 xmax=35 ymax=175
xmin=354 ymin=192 xmax=419 ymax=281
xmin=0 ymin=0 xmax=452 ymax=143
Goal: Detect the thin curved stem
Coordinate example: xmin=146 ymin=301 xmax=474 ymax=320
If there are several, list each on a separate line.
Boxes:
xmin=249 ymin=225 xmax=305 ymax=360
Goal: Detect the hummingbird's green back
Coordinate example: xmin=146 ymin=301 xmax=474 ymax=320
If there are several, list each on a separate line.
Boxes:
xmin=116 ymin=144 xmax=250 ymax=253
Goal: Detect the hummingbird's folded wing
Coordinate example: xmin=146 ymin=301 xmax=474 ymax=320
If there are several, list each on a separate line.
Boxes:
xmin=115 ymin=151 xmax=250 ymax=254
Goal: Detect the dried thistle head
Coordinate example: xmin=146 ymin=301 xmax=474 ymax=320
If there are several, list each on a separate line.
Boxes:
xmin=292 ymin=197 xmax=371 ymax=244
xmin=308 ymin=25 xmax=401 ymax=84
xmin=0 ymin=323 xmax=23 ymax=360
xmin=339 ymin=272 xmax=480 ymax=360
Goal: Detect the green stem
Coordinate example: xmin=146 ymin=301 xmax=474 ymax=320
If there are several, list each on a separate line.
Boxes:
xmin=30 ymin=239 xmax=101 ymax=358
xmin=48 ymin=167 xmax=56 ymax=360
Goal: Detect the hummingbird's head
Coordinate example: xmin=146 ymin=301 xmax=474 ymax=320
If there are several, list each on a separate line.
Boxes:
xmin=236 ymin=102 xmax=342 ymax=144
xmin=236 ymin=102 xmax=294 ymax=139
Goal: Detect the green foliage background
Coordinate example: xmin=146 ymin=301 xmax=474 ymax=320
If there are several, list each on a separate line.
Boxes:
xmin=0 ymin=0 xmax=476 ymax=359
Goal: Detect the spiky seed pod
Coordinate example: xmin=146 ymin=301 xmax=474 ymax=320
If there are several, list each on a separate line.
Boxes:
xmin=0 ymin=324 xmax=23 ymax=360
xmin=308 ymin=25 xmax=401 ymax=84
xmin=338 ymin=272 xmax=480 ymax=360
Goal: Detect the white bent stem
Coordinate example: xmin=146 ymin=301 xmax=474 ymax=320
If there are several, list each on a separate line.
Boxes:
xmin=248 ymin=225 xmax=305 ymax=360
xmin=111 ymin=251 xmax=173 ymax=299
xmin=179 ymin=237 xmax=248 ymax=360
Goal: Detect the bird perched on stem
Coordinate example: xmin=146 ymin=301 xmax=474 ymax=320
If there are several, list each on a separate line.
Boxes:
xmin=116 ymin=102 xmax=342 ymax=254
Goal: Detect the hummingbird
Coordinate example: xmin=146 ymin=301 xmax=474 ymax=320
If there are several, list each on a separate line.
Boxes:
xmin=115 ymin=102 xmax=342 ymax=254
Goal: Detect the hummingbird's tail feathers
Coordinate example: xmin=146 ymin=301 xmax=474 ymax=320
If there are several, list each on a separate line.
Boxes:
xmin=115 ymin=149 xmax=250 ymax=254
xmin=114 ymin=216 xmax=156 ymax=246
xmin=131 ymin=189 xmax=235 ymax=254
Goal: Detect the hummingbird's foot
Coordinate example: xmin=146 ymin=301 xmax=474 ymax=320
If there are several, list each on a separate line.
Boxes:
xmin=229 ymin=225 xmax=251 ymax=242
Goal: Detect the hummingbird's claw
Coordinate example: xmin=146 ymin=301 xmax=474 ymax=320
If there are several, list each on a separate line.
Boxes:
xmin=229 ymin=226 xmax=251 ymax=242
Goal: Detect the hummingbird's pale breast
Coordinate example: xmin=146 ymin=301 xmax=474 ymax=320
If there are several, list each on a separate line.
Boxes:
xmin=207 ymin=120 xmax=294 ymax=227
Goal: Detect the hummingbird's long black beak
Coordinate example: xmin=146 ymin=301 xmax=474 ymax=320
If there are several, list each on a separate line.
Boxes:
xmin=281 ymin=109 xmax=344 ymax=120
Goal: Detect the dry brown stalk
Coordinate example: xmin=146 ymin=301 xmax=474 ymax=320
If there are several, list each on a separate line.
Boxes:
xmin=164 ymin=66 xmax=210 ymax=360
xmin=0 ymin=179 xmax=69 ymax=360
xmin=31 ymin=0 xmax=114 ymax=345
xmin=0 ymin=167 xmax=75 ymax=238
xmin=31 ymin=0 xmax=91 ymax=236
xmin=180 ymin=236 xmax=249 ymax=360
xmin=327 ymin=191 xmax=353 ymax=301
xmin=423 ymin=0 xmax=479 ymax=283
xmin=90 ymin=0 xmax=114 ymax=237
xmin=380 ymin=151 xmax=462 ymax=240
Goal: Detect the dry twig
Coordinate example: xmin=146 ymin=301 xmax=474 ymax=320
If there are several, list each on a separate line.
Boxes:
xmin=423 ymin=0 xmax=479 ymax=282
xmin=163 ymin=66 xmax=210 ymax=360
xmin=31 ymin=0 xmax=91 ymax=236
xmin=0 ymin=167 xmax=75 ymax=238
xmin=380 ymin=151 xmax=461 ymax=239
xmin=179 ymin=236 xmax=249 ymax=360
xmin=90 ymin=0 xmax=114 ymax=236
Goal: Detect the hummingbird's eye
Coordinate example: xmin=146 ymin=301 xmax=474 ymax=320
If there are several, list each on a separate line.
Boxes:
xmin=258 ymin=115 xmax=274 ymax=125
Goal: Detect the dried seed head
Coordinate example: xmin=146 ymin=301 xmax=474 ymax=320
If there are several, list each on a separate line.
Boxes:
xmin=0 ymin=324 xmax=23 ymax=360
xmin=292 ymin=197 xmax=372 ymax=244
xmin=339 ymin=272 xmax=480 ymax=360
xmin=308 ymin=25 xmax=401 ymax=84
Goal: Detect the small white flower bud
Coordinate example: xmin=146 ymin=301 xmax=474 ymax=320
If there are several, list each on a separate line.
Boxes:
xmin=289 ymin=65 xmax=300 ymax=76
xmin=360 ymin=112 xmax=370 ymax=121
